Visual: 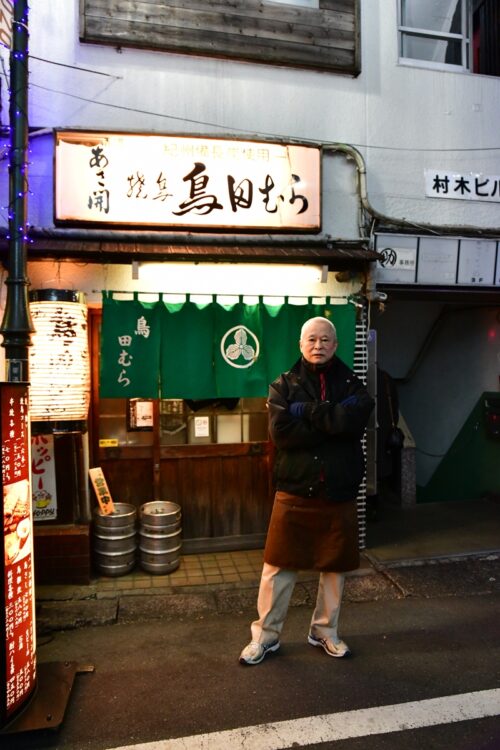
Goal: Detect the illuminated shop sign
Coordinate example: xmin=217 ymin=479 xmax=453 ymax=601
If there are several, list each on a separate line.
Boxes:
xmin=1 ymin=384 xmax=36 ymax=722
xmin=55 ymin=132 xmax=321 ymax=231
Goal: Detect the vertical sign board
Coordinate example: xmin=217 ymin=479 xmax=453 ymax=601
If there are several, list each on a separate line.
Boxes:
xmin=31 ymin=434 xmax=58 ymax=522
xmin=0 ymin=384 xmax=36 ymax=726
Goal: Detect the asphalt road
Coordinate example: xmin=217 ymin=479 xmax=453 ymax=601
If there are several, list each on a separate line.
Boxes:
xmin=2 ymin=558 xmax=500 ymax=750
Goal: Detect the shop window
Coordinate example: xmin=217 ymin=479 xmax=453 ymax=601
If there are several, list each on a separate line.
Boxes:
xmin=98 ymin=398 xmax=268 ymax=447
xmin=398 ymin=0 xmax=500 ymax=77
xmin=99 ymin=399 xmax=154 ymax=447
xmin=160 ymin=398 xmax=268 ymax=446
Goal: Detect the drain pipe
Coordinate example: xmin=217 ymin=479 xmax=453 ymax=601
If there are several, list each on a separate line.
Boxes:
xmin=323 ymin=142 xmax=500 ymax=304
xmin=323 ymin=142 xmax=500 ymax=239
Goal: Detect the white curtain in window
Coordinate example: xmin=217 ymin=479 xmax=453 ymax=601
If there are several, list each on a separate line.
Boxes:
xmin=401 ymin=0 xmax=462 ymax=33
xmin=400 ymin=0 xmax=465 ymax=65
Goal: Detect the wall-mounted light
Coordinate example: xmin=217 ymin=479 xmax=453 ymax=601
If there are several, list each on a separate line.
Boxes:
xmin=28 ymin=290 xmax=90 ymax=425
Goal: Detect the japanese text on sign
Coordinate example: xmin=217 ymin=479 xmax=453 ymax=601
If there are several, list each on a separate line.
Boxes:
xmin=116 ymin=315 xmax=150 ymax=390
xmin=1 ymin=384 xmax=36 ymax=719
xmin=425 ymin=170 xmax=500 ymax=203
xmin=31 ymin=434 xmax=57 ymax=522
xmin=89 ymin=467 xmax=115 ymax=515
xmin=55 ymin=133 xmax=321 ymax=230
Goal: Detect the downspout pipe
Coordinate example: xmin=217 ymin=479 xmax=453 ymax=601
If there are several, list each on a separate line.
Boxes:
xmin=2 ymin=141 xmax=498 ymax=246
xmin=323 ymin=143 xmax=500 ymax=239
xmin=323 ymin=142 xmax=500 ymax=304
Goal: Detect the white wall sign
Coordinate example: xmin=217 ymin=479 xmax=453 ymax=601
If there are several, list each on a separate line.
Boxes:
xmin=457 ymin=240 xmax=497 ymax=286
xmin=417 ymin=237 xmax=458 ymax=284
xmin=375 ymin=235 xmax=418 ymax=283
xmin=425 ymin=169 xmax=500 ymax=203
xmin=376 ymin=234 xmax=500 ymax=287
xmin=55 ymin=132 xmax=321 ymax=231
xmin=194 ymin=416 xmax=210 ymax=438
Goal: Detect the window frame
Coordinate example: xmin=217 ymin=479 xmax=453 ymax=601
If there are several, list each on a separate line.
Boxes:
xmin=397 ymin=0 xmax=471 ymax=74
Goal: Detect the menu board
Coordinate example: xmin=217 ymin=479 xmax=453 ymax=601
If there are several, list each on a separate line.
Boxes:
xmin=0 ymin=384 xmax=36 ymax=723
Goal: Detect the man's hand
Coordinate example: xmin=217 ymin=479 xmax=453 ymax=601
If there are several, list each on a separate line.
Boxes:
xmin=289 ymin=402 xmax=307 ymax=418
xmin=340 ymin=395 xmax=358 ymax=408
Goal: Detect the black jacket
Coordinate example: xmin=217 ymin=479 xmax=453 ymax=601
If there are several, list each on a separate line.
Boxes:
xmin=268 ymin=356 xmax=374 ymax=502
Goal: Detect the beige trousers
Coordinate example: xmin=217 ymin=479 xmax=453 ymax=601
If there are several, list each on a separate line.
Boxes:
xmin=250 ymin=562 xmax=345 ymax=646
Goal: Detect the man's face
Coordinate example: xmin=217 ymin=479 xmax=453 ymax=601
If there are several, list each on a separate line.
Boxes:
xmin=299 ymin=320 xmax=337 ymax=365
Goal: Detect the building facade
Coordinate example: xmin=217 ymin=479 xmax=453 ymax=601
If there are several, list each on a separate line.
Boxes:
xmin=0 ymin=0 xmax=499 ymax=582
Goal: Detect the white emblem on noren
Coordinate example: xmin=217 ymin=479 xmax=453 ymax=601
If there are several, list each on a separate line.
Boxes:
xmin=221 ymin=326 xmax=260 ymax=369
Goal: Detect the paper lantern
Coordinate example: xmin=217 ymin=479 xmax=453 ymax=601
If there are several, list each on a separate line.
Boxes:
xmin=29 ymin=290 xmax=90 ymax=422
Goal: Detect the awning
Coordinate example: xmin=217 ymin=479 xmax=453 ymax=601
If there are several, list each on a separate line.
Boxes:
xmin=0 ymin=229 xmax=380 ymax=268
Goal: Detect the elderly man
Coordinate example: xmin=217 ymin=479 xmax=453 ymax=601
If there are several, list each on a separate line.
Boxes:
xmin=239 ymin=316 xmax=374 ymax=665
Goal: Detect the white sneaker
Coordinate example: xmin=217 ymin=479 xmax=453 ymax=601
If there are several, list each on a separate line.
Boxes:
xmin=307 ymin=633 xmax=351 ymax=658
xmin=239 ymin=640 xmax=280 ymax=665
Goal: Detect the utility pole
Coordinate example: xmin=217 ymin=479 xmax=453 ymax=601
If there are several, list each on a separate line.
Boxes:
xmin=0 ymin=0 xmax=34 ymax=379
xmin=0 ymin=0 xmax=37 ymax=731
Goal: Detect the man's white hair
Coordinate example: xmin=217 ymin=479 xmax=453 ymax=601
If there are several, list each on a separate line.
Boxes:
xmin=300 ymin=316 xmax=337 ymax=342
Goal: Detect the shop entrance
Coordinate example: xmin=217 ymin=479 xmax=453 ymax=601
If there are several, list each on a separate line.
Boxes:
xmin=89 ymin=310 xmax=274 ymax=552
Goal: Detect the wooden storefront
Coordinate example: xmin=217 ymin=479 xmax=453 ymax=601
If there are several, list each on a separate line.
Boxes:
xmin=16 ymin=239 xmax=377 ymax=583
xmin=90 ymin=305 xmax=274 ymax=552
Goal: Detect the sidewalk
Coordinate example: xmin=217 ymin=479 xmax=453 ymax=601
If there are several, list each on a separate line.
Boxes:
xmin=34 ymin=497 xmax=500 ymax=633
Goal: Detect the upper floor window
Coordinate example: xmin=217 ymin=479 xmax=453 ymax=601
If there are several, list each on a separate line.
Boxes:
xmin=398 ymin=0 xmax=500 ymax=77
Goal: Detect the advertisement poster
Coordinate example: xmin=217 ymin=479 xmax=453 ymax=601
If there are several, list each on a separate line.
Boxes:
xmin=31 ymin=434 xmax=57 ymax=521
xmin=1 ymin=384 xmax=36 ymax=722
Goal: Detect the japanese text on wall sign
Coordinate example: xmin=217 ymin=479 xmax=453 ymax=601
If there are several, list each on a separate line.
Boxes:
xmin=55 ymin=133 xmax=321 ymax=229
xmin=425 ymin=170 xmax=500 ymax=203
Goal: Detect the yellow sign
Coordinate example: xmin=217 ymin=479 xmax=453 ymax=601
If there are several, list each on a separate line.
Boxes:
xmin=99 ymin=438 xmax=119 ymax=448
xmin=55 ymin=131 xmax=321 ymax=231
xmin=89 ymin=467 xmax=115 ymax=515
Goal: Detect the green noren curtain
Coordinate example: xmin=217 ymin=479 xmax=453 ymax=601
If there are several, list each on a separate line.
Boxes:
xmin=100 ymin=295 xmax=357 ymax=399
xmin=99 ymin=293 xmax=161 ymax=398
xmin=160 ymin=299 xmax=216 ymax=399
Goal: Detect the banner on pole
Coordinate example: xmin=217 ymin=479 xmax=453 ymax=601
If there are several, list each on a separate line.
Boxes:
xmin=0 ymin=384 xmax=36 ymax=723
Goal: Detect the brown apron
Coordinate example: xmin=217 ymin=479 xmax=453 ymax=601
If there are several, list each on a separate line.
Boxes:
xmin=264 ymin=491 xmax=360 ymax=572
